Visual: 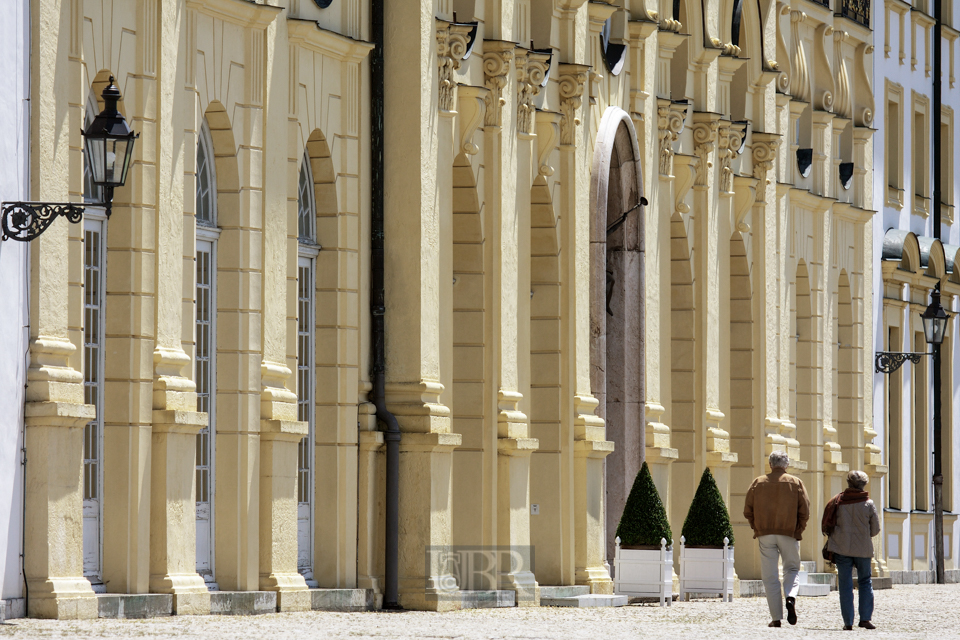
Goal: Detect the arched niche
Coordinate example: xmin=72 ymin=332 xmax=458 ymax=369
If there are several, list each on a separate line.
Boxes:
xmin=589 ymin=107 xmax=645 ymax=564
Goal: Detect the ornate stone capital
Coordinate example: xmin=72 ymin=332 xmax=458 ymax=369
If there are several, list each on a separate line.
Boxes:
xmin=657 ymin=98 xmax=689 ymax=176
xmin=750 ymin=132 xmax=780 ymax=202
xmin=557 ymin=63 xmax=588 ymax=146
xmin=535 ymin=110 xmax=561 ymax=177
xmin=482 ymin=40 xmax=515 ymax=127
xmin=691 ymin=112 xmax=721 ymax=187
xmin=436 ymin=20 xmax=473 ymax=113
xmin=717 ymin=120 xmax=747 ymax=194
xmin=516 ymin=49 xmax=551 ymax=135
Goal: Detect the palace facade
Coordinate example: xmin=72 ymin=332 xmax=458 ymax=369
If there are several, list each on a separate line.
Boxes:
xmin=4 ymin=0 xmax=951 ymax=622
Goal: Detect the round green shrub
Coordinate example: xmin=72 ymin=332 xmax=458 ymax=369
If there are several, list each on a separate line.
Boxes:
xmin=615 ymin=461 xmax=672 ymax=547
xmin=680 ymin=467 xmax=735 ymax=547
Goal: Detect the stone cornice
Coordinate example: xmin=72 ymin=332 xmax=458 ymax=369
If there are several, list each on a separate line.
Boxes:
xmin=186 ymin=0 xmax=281 ymax=29
xmin=287 ymin=19 xmax=374 ymax=62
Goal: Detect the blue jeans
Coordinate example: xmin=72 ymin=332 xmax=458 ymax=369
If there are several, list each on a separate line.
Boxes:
xmin=834 ymin=554 xmax=873 ymax=626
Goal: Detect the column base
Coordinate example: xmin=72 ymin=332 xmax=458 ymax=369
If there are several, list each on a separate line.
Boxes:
xmin=576 ymin=566 xmax=614 ymax=595
xmin=26 ymin=578 xmax=98 ymax=619
xmin=260 ymin=572 xmax=310 ymax=612
xmin=398 ymin=576 xmax=462 ymax=612
xmin=499 ymin=570 xmax=539 ymax=606
xmin=149 ymin=573 xmax=211 ymax=615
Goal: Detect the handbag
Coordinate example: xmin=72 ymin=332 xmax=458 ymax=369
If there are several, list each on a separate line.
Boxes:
xmin=822 ymin=539 xmax=834 ymax=563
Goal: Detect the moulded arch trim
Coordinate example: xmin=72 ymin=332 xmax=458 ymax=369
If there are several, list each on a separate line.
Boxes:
xmin=881 ymin=229 xmax=921 ymax=274
xmin=590 ymin=106 xmax=645 ymax=243
xmin=203 ymin=102 xmax=240 ymax=197
xmin=917 ymin=235 xmax=947 ymax=280
xmin=943 ymin=244 xmax=960 ymax=283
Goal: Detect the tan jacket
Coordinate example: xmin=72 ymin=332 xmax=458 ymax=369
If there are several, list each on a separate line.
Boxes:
xmin=743 ymin=469 xmax=810 ymax=540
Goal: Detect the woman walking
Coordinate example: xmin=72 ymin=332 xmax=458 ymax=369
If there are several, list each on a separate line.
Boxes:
xmin=823 ymin=470 xmax=881 ymax=630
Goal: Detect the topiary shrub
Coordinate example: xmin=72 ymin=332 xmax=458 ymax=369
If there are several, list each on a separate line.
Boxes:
xmin=680 ymin=467 xmax=735 ymax=547
xmin=615 ymin=461 xmax=672 ymax=547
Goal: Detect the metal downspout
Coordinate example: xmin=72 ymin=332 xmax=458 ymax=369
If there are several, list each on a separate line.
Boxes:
xmin=370 ymin=0 xmax=402 ymax=609
xmin=932 ymin=0 xmax=945 ymax=586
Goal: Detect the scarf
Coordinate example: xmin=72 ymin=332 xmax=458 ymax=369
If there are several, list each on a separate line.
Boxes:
xmin=822 ymin=489 xmax=870 ymax=535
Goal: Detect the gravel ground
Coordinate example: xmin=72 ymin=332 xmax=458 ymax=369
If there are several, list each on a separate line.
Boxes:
xmin=1 ymin=584 xmax=957 ymax=640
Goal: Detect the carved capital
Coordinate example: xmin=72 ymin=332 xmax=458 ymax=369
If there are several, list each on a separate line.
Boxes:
xmin=482 ymin=40 xmax=515 ymax=127
xmin=691 ymin=112 xmax=721 ymax=187
xmin=516 ymin=49 xmax=551 ymax=135
xmin=750 ymin=132 xmax=780 ymax=203
xmin=717 ymin=120 xmax=747 ymax=194
xmin=673 ymin=154 xmax=699 ymax=215
xmin=557 ymin=63 xmax=588 ymax=146
xmin=436 ymin=20 xmax=473 ymax=112
xmin=658 ymin=98 xmax=689 ymax=176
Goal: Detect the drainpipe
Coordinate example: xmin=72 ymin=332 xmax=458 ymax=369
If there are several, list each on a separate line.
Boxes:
xmin=932 ymin=0 xmax=945 ymax=586
xmin=370 ymin=0 xmax=402 ymax=610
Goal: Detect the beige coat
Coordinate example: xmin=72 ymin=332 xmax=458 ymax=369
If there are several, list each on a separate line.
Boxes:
xmin=826 ymin=499 xmax=880 ymax=558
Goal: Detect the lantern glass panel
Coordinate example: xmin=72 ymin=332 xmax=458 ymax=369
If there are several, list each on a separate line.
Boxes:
xmin=86 ymin=137 xmax=106 ymax=185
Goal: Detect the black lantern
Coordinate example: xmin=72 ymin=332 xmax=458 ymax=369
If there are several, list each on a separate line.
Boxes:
xmin=83 ymin=78 xmax=137 ymax=212
xmin=922 ymin=289 xmax=950 ymax=346
xmin=1 ymin=76 xmax=138 ymax=241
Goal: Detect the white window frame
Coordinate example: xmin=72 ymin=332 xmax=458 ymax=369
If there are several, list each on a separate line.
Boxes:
xmin=195 ymin=223 xmax=220 ymax=583
xmin=196 ymin=122 xmax=217 ymax=227
xmin=298 ymin=150 xmax=317 ymax=242
xmin=297 ymin=245 xmax=318 ymax=581
xmin=82 ymin=209 xmax=106 ymax=590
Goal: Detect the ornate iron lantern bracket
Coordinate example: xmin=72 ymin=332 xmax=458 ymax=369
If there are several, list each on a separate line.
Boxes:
xmin=1 ymin=201 xmax=87 ymax=242
xmin=875 ymin=351 xmax=928 ymax=374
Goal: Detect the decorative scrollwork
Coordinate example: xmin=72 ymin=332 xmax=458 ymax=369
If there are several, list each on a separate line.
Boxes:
xmin=875 ymin=351 xmax=926 ymax=374
xmin=1 ymin=201 xmax=85 ymax=242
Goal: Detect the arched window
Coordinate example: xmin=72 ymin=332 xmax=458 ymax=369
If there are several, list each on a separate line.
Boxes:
xmin=196 ymin=123 xmax=216 ymax=226
xmin=298 ymin=150 xmax=316 ymax=241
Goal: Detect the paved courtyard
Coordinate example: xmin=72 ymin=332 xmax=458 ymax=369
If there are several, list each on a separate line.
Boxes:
xmin=1 ymin=584 xmax=957 ymax=640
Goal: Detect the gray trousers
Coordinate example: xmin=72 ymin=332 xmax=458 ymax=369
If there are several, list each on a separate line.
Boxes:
xmin=758 ymin=534 xmax=801 ymax=621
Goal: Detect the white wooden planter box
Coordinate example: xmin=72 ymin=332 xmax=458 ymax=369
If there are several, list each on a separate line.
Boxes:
xmin=678 ymin=536 xmax=734 ymax=602
xmin=613 ymin=536 xmax=673 ymax=606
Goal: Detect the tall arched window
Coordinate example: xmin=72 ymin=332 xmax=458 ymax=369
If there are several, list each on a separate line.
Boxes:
xmin=196 ymin=124 xmax=217 ymax=226
xmin=82 ymin=93 xmax=106 ymax=590
xmin=298 ymin=150 xmax=316 ymax=241
xmin=296 ymin=148 xmax=318 ymax=582
xmin=194 ymin=121 xmax=218 ymax=584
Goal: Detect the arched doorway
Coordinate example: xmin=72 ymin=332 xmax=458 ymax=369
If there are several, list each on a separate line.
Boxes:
xmin=589 ymin=107 xmax=645 ymax=563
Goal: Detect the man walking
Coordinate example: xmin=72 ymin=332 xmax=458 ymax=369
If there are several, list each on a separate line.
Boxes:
xmin=744 ymin=451 xmax=810 ymax=628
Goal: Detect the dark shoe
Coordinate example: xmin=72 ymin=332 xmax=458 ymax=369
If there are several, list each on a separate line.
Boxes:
xmin=843 ymin=625 xmax=853 ymax=630
xmin=785 ymin=597 xmax=797 ymax=625
xmin=768 ymin=620 xmax=781 ymax=627
xmin=859 ymin=621 xmax=876 ymax=630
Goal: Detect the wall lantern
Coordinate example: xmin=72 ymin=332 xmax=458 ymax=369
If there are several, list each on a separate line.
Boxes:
xmin=875 ymin=288 xmax=951 ymax=373
xmin=1 ymin=77 xmax=138 ymax=241
xmin=921 ymin=289 xmax=949 ymax=346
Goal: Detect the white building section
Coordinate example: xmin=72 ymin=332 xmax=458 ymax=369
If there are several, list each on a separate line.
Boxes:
xmin=0 ymin=0 xmax=29 ymax=618
xmin=872 ymin=0 xmax=960 ymax=578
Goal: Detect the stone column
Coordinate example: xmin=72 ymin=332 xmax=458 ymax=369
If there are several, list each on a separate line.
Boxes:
xmin=383 ymin=3 xmax=462 ymax=611
xmin=259 ymin=13 xmax=309 ymax=607
xmin=258 ymin=410 xmax=309 ymax=611
xmin=22 ymin=0 xmax=97 ymax=620
xmin=148 ymin=0 xmax=209 ymax=614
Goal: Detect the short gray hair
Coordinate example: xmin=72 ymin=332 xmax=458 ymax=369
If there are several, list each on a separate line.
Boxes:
xmin=769 ymin=451 xmax=790 ymax=469
xmin=847 ymin=470 xmax=869 ymax=490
